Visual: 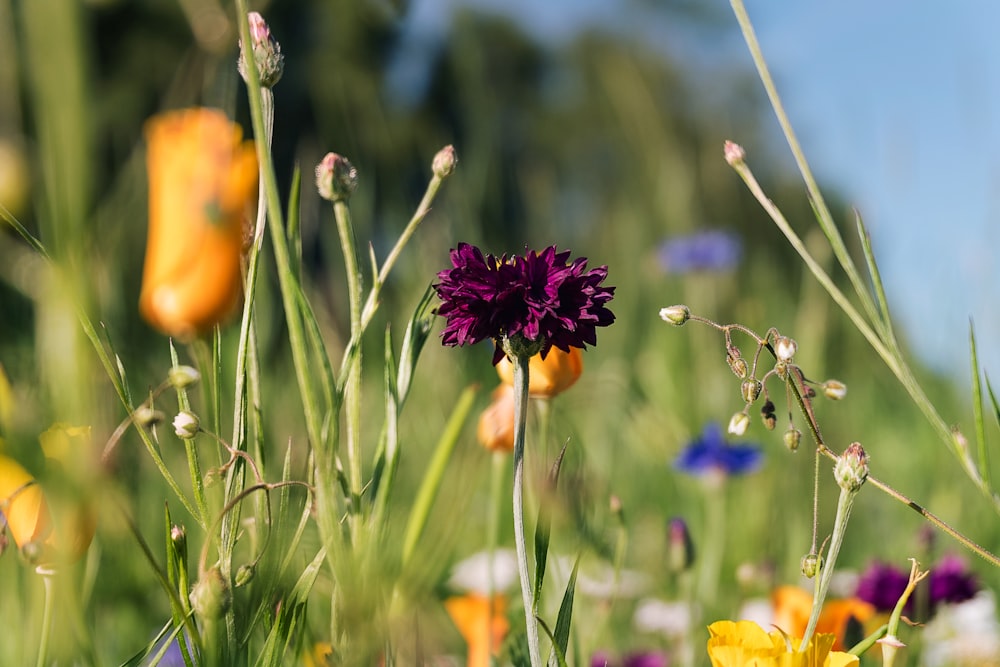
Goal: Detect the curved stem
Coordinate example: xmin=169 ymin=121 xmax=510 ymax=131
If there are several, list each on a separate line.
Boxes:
xmin=512 ymin=353 xmax=542 ymax=667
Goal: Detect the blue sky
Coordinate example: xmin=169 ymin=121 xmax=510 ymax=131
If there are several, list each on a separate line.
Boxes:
xmin=400 ymin=0 xmax=1000 ymax=383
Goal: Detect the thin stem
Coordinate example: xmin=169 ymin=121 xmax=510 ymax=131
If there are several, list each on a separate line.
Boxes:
xmin=333 ymin=198 xmax=364 ymax=542
xmin=487 ymin=450 xmax=506 ymax=658
xmin=35 ymin=570 xmax=55 ymax=667
xmin=512 ymin=353 xmax=543 ymax=667
xmin=800 ymin=485 xmax=858 ymax=649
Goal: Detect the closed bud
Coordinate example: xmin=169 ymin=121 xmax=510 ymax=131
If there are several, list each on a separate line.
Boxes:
xmin=432 ymin=145 xmax=457 ymax=178
xmin=727 ymin=351 xmax=748 ymax=379
xmin=170 ymin=524 xmax=187 ymax=556
xmin=822 ymin=379 xmax=847 ymax=401
xmin=168 ymin=365 xmax=201 ymax=389
xmin=760 ymin=400 xmax=776 ymax=430
xmin=133 ymin=405 xmax=165 ymax=428
xmin=834 ymin=442 xmax=869 ymax=492
xmin=315 ymin=153 xmax=358 ymax=202
xmin=235 ymin=563 xmax=255 ymax=587
xmin=801 ymin=553 xmax=823 ymax=579
xmin=190 ymin=567 xmax=231 ymax=619
xmin=783 ymin=427 xmax=801 ymax=452
xmin=741 ymin=379 xmax=762 ymax=403
xmin=172 ymin=411 xmax=200 ymax=439
xmin=723 ymin=140 xmax=746 ymax=166
xmin=659 ymin=305 xmax=690 ymax=326
xmin=238 ymin=12 xmax=284 ymax=88
xmin=774 ymin=336 xmax=797 ymax=362
xmin=728 ymin=412 xmax=750 ymax=436
xmin=666 ymin=517 xmax=695 ymax=574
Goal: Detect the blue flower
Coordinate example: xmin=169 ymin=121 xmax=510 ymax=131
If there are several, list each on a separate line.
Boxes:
xmin=673 ymin=423 xmax=762 ymax=476
xmin=657 ymin=230 xmax=741 ymax=274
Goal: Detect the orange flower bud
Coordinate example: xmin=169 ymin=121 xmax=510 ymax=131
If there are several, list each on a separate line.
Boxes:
xmin=495 ymin=346 xmax=583 ymax=398
xmin=477 ymin=385 xmax=515 ymax=453
xmin=444 ymin=594 xmax=509 ymax=667
xmin=139 ymin=108 xmax=258 ymax=338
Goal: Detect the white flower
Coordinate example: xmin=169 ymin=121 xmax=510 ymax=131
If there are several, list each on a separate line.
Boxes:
xmin=447 ymin=549 xmax=517 ymax=595
xmin=923 ymin=590 xmax=1000 ymax=667
xmin=633 ymin=597 xmax=692 ymax=638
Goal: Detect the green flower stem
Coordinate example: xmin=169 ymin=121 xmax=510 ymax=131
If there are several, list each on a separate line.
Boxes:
xmin=35 ymin=570 xmax=55 ymax=667
xmin=511 ymin=353 xmax=543 ymax=667
xmin=696 ymin=477 xmax=726 ymax=612
xmin=800 ymin=484 xmax=858 ymax=650
xmin=488 ymin=450 xmax=506 ymax=656
xmin=332 ymin=198 xmax=364 ymax=541
xmin=234 ymin=0 xmax=339 ymax=545
xmin=169 ymin=343 xmax=209 ymax=528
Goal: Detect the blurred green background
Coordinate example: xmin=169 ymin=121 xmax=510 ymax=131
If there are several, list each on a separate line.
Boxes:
xmin=1 ymin=0 xmax=998 ymax=664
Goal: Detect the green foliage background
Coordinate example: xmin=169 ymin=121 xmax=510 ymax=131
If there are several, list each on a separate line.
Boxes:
xmin=0 ymin=0 xmax=997 ymax=664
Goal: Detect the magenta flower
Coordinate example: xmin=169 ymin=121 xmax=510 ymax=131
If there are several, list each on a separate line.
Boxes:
xmin=434 ymin=243 xmax=615 ymax=364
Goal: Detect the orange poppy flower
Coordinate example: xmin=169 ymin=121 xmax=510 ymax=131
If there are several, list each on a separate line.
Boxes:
xmin=771 ymin=585 xmax=876 ymax=651
xmin=495 ymin=346 xmax=583 ymax=398
xmin=445 ymin=593 xmax=509 ymax=667
xmin=477 ymin=384 xmax=516 ymax=453
xmin=140 ymin=108 xmax=258 ymax=338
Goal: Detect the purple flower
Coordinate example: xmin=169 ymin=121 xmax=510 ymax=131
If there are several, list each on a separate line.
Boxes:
xmin=657 ymin=230 xmax=741 ymax=274
xmin=591 ymin=651 xmax=669 ymax=667
xmin=855 ymin=556 xmax=979 ymax=618
xmin=434 ymin=243 xmax=615 ymax=364
xmin=673 ymin=423 xmax=762 ymax=477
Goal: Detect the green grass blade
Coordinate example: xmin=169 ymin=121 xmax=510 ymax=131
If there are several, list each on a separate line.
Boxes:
xmin=400 ymin=384 xmax=478 ymax=566
xmin=532 ymin=441 xmax=569 ymax=610
xmin=970 ymin=323 xmax=991 ymax=489
xmin=550 ymin=554 xmax=579 ymax=666
xmin=855 ymin=210 xmax=897 ymax=345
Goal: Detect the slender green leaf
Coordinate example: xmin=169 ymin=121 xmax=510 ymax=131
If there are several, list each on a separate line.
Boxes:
xmin=855 ymin=210 xmax=896 ymax=344
xmin=970 ymin=323 xmax=991 ymax=489
xmin=400 ymin=385 xmax=478 ymax=566
xmin=532 ymin=441 xmax=570 ymax=607
xmin=551 ymin=555 xmax=580 ymax=665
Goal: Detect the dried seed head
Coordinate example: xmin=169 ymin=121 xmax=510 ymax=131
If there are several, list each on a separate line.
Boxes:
xmin=774 ymin=336 xmax=797 ymax=363
xmin=823 ymin=379 xmax=848 ymax=401
xmin=760 ymin=400 xmax=777 ymax=430
xmin=741 ymin=379 xmax=762 ymax=403
xmin=801 ymin=553 xmax=823 ymax=579
xmin=728 ymin=412 xmax=750 ymax=436
xmin=783 ymin=427 xmax=801 ymax=452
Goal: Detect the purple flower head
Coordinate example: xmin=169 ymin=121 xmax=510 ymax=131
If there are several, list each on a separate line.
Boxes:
xmin=673 ymin=423 xmax=762 ymax=477
xmin=657 ymin=230 xmax=741 ymax=274
xmin=435 ymin=243 xmax=616 ymax=364
xmin=591 ymin=651 xmax=669 ymax=667
xmin=855 ymin=556 xmax=979 ymax=618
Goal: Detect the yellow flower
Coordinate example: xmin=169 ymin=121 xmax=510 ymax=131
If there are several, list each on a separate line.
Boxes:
xmin=706 ymin=619 xmax=859 ymax=667
xmin=445 ymin=593 xmax=509 ymax=667
xmin=140 ymin=108 xmax=258 ymax=339
xmin=495 ymin=346 xmax=583 ymax=398
xmin=477 ymin=384 xmax=516 ymax=453
xmin=0 ymin=426 xmax=96 ymax=566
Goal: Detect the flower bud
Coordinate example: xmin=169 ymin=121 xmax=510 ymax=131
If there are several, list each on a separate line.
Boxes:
xmin=238 ymin=12 xmax=284 ymax=88
xmin=822 ymin=379 xmax=847 ymax=401
xmin=723 ymin=140 xmax=746 ymax=166
xmin=728 ymin=412 xmax=749 ymax=436
xmin=190 ymin=567 xmax=231 ymax=619
xmin=740 ymin=379 xmax=762 ymax=403
xmin=783 ymin=427 xmax=801 ymax=452
xmin=834 ymin=442 xmax=869 ymax=492
xmin=495 ymin=346 xmax=582 ymax=398
xmin=666 ymin=517 xmax=695 ymax=574
xmin=801 ymin=553 xmax=823 ymax=579
xmin=173 ymin=411 xmax=200 ymax=439
xmin=133 ymin=405 xmax=165 ymax=428
xmin=168 ymin=365 xmax=201 ymax=389
xmin=760 ymin=400 xmax=776 ymax=430
xmin=727 ymin=350 xmax=748 ymax=379
xmin=315 ymin=152 xmax=358 ymax=202
xmin=235 ymin=563 xmax=255 ymax=587
xmin=774 ymin=336 xmax=797 ymax=363
xmin=476 ymin=385 xmax=515 ymax=453
xmin=659 ymin=305 xmax=690 ymax=326
xmin=432 ymin=145 xmax=457 ymax=178
xmin=170 ymin=524 xmax=187 ymax=557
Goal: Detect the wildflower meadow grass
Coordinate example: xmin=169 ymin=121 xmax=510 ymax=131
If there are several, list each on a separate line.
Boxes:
xmin=1 ymin=1 xmax=1000 ymax=666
